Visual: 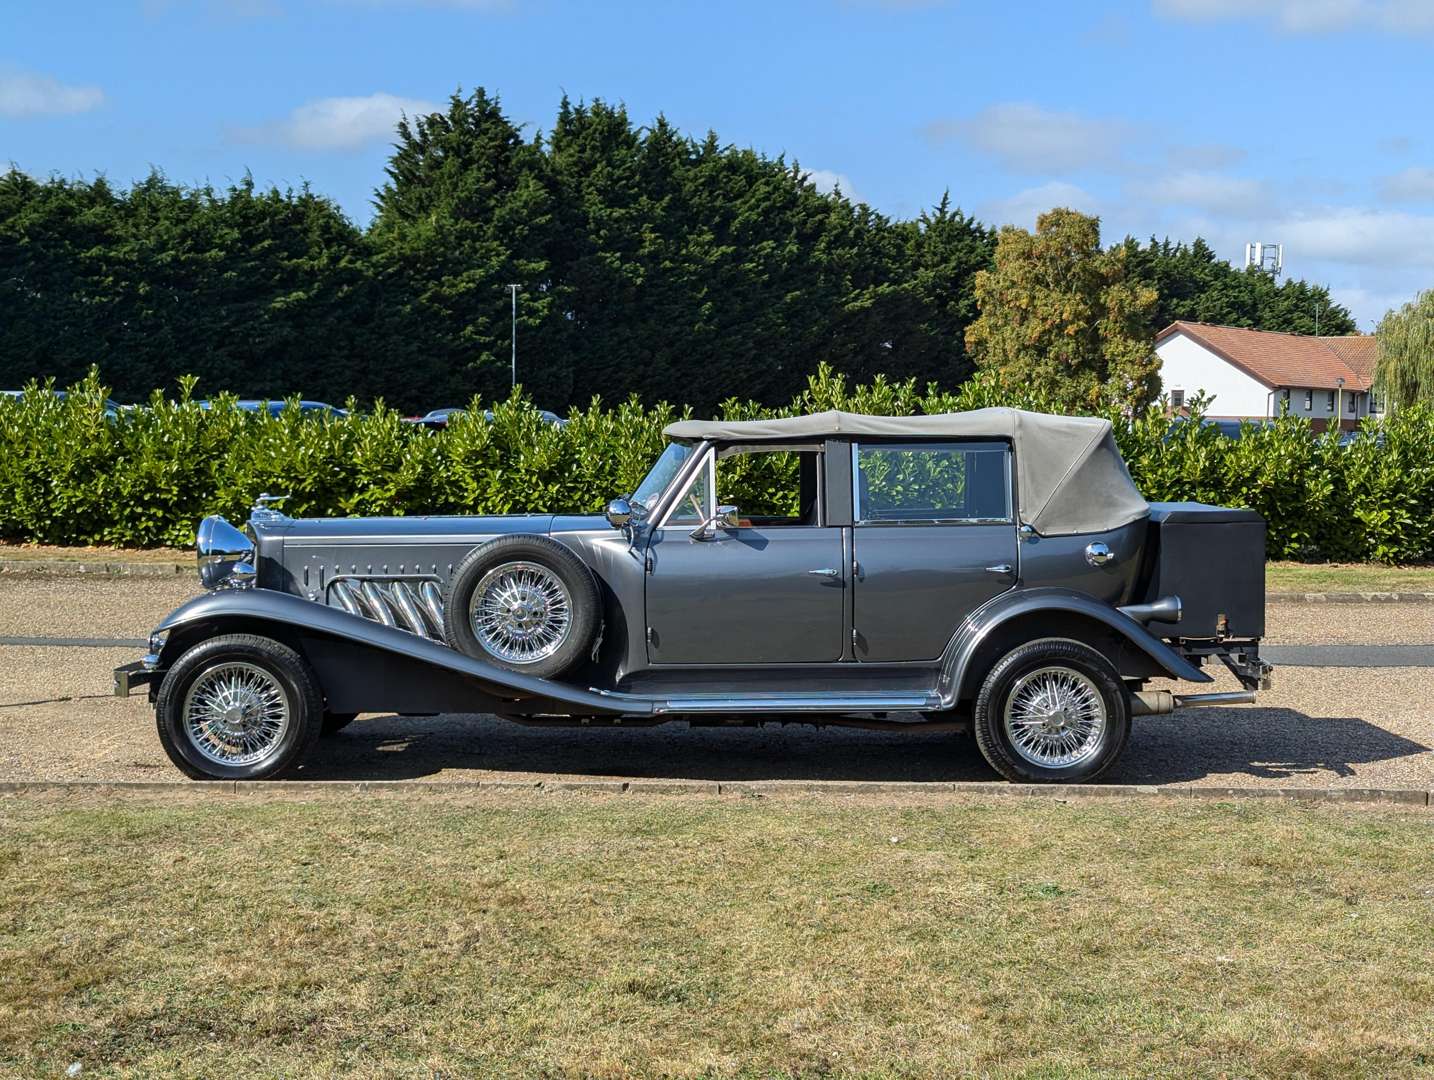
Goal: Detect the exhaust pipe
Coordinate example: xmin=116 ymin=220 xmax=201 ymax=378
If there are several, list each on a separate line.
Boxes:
xmin=1118 ymin=595 xmax=1182 ymax=624
xmin=1131 ymin=690 xmax=1257 ymax=716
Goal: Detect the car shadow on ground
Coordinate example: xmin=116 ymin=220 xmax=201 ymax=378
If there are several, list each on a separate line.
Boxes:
xmin=291 ymin=707 xmax=1429 ymax=786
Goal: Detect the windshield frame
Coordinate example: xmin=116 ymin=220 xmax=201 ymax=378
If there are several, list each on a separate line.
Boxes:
xmin=630 ymin=441 xmax=698 ymax=518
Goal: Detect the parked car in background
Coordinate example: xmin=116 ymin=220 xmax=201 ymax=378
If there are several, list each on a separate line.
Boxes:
xmin=117 ymin=407 xmax=1271 ymax=786
xmin=403 ymin=407 xmax=568 ymax=430
xmin=196 ymin=399 xmax=349 ymax=419
xmin=403 ymin=407 xmax=465 ymax=430
xmin=3 ymin=389 xmax=124 ymax=419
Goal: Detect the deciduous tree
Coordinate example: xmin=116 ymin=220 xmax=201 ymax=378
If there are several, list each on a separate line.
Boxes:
xmin=966 ymin=209 xmax=1159 ymax=411
xmin=1375 ymin=290 xmax=1434 ymax=408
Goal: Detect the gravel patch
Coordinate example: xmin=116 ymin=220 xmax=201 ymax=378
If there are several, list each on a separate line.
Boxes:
xmin=0 ymin=580 xmax=1428 ymax=790
xmin=0 ymin=577 xmax=199 ymax=639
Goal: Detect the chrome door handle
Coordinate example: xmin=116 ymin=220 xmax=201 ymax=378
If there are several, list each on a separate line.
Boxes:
xmin=808 ymin=568 xmax=840 ymax=578
xmin=985 ymin=564 xmax=1014 ymax=576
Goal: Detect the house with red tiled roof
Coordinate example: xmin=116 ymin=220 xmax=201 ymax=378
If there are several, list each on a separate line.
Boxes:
xmin=1153 ymin=321 xmax=1381 ymax=432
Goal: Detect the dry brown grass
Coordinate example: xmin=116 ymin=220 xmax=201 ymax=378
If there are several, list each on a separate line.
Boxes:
xmin=3 ymin=793 xmax=1434 ymax=1077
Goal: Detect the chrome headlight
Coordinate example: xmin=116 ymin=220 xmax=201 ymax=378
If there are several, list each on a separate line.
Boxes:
xmin=196 ymin=515 xmax=256 ymax=590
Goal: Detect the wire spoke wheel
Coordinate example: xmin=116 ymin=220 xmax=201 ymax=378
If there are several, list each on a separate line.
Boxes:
xmin=182 ymin=660 xmax=291 ymax=767
xmin=469 ymin=560 xmax=574 ymax=665
xmin=1002 ymin=665 xmax=1108 ymax=769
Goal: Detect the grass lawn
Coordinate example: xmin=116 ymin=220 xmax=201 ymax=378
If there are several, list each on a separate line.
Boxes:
xmin=1266 ymin=561 xmax=1434 ymax=593
xmin=3 ymin=794 xmax=1434 ymax=1078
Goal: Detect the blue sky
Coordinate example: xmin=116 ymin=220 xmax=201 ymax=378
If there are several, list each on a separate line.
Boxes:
xmin=4 ymin=0 xmax=1432 ymax=329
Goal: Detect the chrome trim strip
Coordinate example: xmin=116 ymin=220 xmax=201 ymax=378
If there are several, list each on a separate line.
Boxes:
xmin=653 ymin=692 xmax=937 ymax=715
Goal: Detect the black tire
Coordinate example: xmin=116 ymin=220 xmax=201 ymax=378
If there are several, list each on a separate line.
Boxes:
xmin=972 ymin=638 xmax=1130 ymax=784
xmin=443 ymin=534 xmax=601 ymax=679
xmin=155 ymin=634 xmax=323 ymax=781
xmin=321 ymin=712 xmax=358 ymax=736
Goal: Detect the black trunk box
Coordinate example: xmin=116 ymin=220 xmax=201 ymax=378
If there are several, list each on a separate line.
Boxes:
xmin=1138 ymin=502 xmax=1265 ymax=639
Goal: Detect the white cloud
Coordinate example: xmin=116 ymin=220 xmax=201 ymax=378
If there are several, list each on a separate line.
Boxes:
xmin=1130 ymin=171 xmax=1272 ymax=215
xmin=980 ymin=181 xmax=1103 ymax=228
xmin=1153 ymin=0 xmax=1434 ymax=33
xmin=1379 ymin=167 xmax=1434 ymax=203
xmin=805 ymin=169 xmax=860 ymax=202
xmin=233 ymin=92 xmax=438 ymax=151
xmin=0 ymin=68 xmax=104 ymax=118
xmin=1274 ymin=207 xmax=1434 ymax=267
xmin=924 ymin=102 xmax=1131 ymax=173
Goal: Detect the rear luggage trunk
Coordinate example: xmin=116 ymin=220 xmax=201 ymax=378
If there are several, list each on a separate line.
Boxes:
xmin=1135 ymin=502 xmax=1266 ymax=640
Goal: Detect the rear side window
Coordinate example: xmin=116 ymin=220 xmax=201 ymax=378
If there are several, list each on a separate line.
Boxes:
xmin=853 ymin=441 xmax=1012 ymax=524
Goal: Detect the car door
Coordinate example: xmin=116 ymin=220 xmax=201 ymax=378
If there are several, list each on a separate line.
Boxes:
xmin=644 ymin=445 xmax=846 ymax=664
xmin=850 ymin=439 xmax=1019 ymax=662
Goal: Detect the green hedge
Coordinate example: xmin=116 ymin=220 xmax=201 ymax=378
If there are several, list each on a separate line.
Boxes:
xmin=3 ymin=368 xmax=1433 ymax=562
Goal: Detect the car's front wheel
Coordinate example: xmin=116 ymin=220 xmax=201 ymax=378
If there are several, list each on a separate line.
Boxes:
xmin=972 ymin=639 xmax=1130 ymax=784
xmin=154 ymin=634 xmax=323 ymax=780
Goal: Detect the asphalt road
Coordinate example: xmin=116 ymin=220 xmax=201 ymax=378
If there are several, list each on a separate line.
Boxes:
xmin=1 ymin=575 xmax=1431 ymax=789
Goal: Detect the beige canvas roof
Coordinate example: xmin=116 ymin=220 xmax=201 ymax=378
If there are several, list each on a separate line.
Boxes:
xmin=663 ymin=408 xmax=1149 ymax=537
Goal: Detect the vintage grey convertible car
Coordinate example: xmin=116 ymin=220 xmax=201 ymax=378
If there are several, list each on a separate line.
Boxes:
xmin=115 ymin=409 xmax=1271 ymax=784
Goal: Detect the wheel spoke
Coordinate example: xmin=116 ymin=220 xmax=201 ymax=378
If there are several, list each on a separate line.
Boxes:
xmin=469 ymin=561 xmax=574 ymax=665
xmin=182 ymin=660 xmax=291 ymax=768
xmin=1002 ymin=665 xmax=1109 ymax=769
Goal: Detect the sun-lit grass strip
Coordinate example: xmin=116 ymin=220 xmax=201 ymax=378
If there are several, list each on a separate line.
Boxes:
xmin=2 ymin=795 xmax=1433 ymax=1077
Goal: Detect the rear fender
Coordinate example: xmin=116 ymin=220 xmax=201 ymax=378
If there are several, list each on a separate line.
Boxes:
xmin=936 ymin=587 xmax=1213 ymax=707
xmin=153 ymin=590 xmax=644 ymax=716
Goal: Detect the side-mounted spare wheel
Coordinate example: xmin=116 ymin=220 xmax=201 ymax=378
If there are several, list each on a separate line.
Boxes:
xmin=443 ymin=534 xmax=602 ymax=679
xmin=972 ymin=638 xmax=1130 ymax=784
xmin=155 ymin=634 xmax=324 ymax=781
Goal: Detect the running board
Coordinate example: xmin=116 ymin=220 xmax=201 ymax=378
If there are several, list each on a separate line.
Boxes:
xmin=651 ymin=692 xmax=940 ymax=716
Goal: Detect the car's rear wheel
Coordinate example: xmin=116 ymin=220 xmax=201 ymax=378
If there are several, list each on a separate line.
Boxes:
xmin=972 ymin=639 xmax=1129 ymax=784
xmin=443 ymin=535 xmax=601 ymax=679
xmin=155 ymin=634 xmax=323 ymax=781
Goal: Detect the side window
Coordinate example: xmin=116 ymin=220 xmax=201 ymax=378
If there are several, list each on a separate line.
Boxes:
xmin=716 ymin=447 xmax=821 ymax=525
xmin=854 ymin=441 xmax=1011 ymax=525
xmin=665 ymin=455 xmax=712 ymax=526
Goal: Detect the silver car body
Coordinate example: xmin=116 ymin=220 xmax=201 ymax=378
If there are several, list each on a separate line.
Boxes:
xmin=118 ymin=410 xmax=1270 ymax=721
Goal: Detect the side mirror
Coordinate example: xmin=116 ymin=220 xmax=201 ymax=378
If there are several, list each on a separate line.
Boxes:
xmin=691 ymin=504 xmax=740 ymax=541
xmin=605 ymin=497 xmax=633 ymax=529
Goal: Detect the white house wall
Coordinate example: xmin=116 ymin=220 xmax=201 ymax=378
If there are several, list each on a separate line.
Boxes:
xmin=1155 ymin=333 xmax=1274 ymax=417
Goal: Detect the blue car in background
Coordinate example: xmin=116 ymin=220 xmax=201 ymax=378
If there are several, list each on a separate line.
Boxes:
xmin=195 ymin=399 xmax=350 ymax=419
xmin=3 ymin=389 xmax=125 ymax=419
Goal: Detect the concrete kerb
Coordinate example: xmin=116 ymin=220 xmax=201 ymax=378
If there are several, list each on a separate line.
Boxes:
xmin=0 ymin=778 xmax=1427 ymax=807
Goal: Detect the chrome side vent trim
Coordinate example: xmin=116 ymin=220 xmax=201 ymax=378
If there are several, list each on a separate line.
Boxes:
xmin=358 ymin=581 xmax=398 ymax=628
xmin=330 ymin=580 xmax=362 ymax=617
xmin=418 ymin=581 xmax=446 ymax=637
xmin=388 ymin=582 xmax=429 ymax=637
xmin=322 ymin=573 xmax=446 ymax=641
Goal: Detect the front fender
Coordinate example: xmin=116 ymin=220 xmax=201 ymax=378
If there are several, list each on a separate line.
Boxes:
xmin=153 ymin=590 xmax=646 ymax=716
xmin=938 ymin=587 xmax=1212 ymax=707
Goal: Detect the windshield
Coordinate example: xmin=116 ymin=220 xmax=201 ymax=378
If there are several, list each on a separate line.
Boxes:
xmin=631 ymin=442 xmax=694 ymax=513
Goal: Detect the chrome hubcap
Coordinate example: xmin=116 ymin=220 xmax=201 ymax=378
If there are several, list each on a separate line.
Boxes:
xmin=470 ymin=561 xmax=572 ymax=665
xmin=1003 ymin=665 xmax=1108 ymax=769
xmin=182 ymin=661 xmax=290 ymax=767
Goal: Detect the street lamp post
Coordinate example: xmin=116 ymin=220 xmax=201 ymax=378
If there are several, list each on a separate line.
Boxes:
xmin=1335 ymin=376 xmax=1344 ymax=434
xmin=506 ymin=284 xmax=520 ymax=390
